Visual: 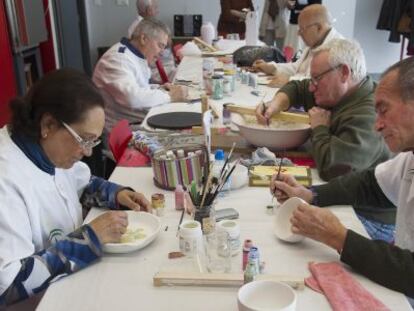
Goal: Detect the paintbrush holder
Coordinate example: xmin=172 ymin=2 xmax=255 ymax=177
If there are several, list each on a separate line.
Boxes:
xmin=193 ymin=203 xmax=216 ymax=235
xmin=151 ymin=144 xmax=209 ymax=190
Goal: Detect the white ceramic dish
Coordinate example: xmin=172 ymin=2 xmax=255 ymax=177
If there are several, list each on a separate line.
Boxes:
xmin=274 ymin=197 xmax=305 ymax=243
xmin=238 ymin=280 xmax=297 ymax=311
xmin=102 ymin=211 xmax=161 ymax=254
xmin=231 ymin=113 xmax=310 ymax=150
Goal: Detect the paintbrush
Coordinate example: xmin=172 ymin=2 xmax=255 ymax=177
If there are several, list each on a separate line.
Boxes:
xmin=260 ymin=93 xmax=269 ymax=126
xmin=176 ymin=208 xmax=186 ymax=237
xmin=219 ymin=142 xmax=236 ymax=179
xmin=271 ymin=153 xmax=284 ymax=205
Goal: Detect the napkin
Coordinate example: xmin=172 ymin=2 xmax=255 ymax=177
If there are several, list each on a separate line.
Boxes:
xmin=305 ymin=262 xmax=390 ymax=311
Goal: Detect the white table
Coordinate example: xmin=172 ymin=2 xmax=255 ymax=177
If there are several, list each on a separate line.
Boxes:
xmin=37 ymin=167 xmax=411 ymax=311
xmin=143 ymin=56 xmax=277 ymax=131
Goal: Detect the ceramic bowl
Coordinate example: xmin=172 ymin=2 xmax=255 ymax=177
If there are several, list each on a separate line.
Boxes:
xmin=238 ymin=280 xmax=297 ymax=311
xmin=274 ymin=197 xmax=306 ymax=243
xmin=231 ymin=113 xmax=310 ymax=150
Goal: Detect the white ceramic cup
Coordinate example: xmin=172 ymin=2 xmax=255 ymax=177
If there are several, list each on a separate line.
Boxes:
xmin=274 ymin=197 xmax=306 ymax=243
xmin=238 ymin=280 xmax=297 ymax=311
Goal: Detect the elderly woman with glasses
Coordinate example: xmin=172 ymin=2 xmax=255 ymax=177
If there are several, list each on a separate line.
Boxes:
xmin=255 ymin=38 xmax=395 ymax=242
xmin=0 ymin=68 xmax=151 ymax=306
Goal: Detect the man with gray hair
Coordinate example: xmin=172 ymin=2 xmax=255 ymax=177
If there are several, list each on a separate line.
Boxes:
xmin=256 ymin=38 xmax=393 ymax=241
xmin=93 ymin=17 xmax=188 ymax=132
xmin=269 ymin=57 xmax=414 ymax=300
xmin=128 ymin=0 xmax=159 ymax=38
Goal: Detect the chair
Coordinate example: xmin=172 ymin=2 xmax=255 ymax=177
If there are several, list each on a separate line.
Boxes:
xmin=283 ymin=46 xmax=294 ymax=63
xmin=108 ymin=119 xmax=133 ymax=163
xmin=155 ymin=59 xmax=169 ymax=84
xmin=108 ymin=120 xmax=150 ymax=167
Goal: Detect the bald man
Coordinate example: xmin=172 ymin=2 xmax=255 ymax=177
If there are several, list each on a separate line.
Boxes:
xmin=253 ymin=4 xmax=343 ymax=87
xmin=128 ymin=0 xmax=159 ymax=38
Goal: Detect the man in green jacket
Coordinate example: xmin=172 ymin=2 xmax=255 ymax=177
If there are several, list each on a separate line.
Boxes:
xmin=256 ymin=38 xmax=391 ymax=181
xmin=271 ymin=57 xmax=414 ymax=299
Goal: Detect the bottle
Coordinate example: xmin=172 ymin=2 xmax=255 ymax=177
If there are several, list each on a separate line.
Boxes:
xmin=248 ymin=247 xmax=260 ymax=274
xmin=242 ymin=239 xmax=253 ymax=270
xmin=201 ymin=22 xmax=216 ymax=45
xmin=244 ymin=258 xmax=258 ymax=284
xmin=175 ymin=184 xmax=185 ymax=210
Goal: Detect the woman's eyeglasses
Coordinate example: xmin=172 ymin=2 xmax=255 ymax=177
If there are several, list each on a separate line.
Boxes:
xmin=62 ymin=122 xmax=101 ymax=150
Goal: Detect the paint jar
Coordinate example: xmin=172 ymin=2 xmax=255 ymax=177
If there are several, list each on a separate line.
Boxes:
xmin=211 ymin=75 xmax=224 ymax=100
xmin=179 ymin=220 xmax=203 ymax=257
xmin=217 ymin=220 xmax=241 ymax=256
xmin=222 ymin=104 xmax=231 ymax=125
xmin=248 ymin=73 xmax=258 ymax=88
xmin=151 ymin=193 xmax=165 ymax=216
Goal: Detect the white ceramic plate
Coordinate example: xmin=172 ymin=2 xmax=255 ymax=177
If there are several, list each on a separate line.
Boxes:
xmin=274 ymin=197 xmax=305 ymax=243
xmin=103 ymin=211 xmax=162 ymax=254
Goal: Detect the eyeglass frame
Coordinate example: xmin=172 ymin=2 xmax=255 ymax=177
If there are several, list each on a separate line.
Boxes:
xmin=61 ymin=121 xmax=101 ymax=150
xmin=310 ymin=64 xmax=342 ymax=87
xmin=298 ymin=22 xmax=319 ymax=34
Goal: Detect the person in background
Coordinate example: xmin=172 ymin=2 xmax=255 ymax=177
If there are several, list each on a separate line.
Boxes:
xmin=259 ymin=0 xmax=291 ymax=50
xmin=261 ymin=38 xmax=394 ymax=242
xmin=93 ymin=18 xmax=188 ymax=132
xmin=0 ymin=68 xmax=152 ymax=306
xmin=270 ymin=57 xmax=414 ymax=299
xmin=284 ymin=0 xmax=321 ymax=53
xmin=253 ymin=4 xmax=342 ymax=87
xmin=127 ymin=0 xmax=175 ymax=83
xmin=127 ymin=0 xmax=159 ymax=38
xmin=217 ymin=0 xmax=254 ymax=39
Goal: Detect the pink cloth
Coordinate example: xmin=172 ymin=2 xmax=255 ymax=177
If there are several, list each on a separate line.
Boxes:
xmin=305 ymin=262 xmax=390 ymax=311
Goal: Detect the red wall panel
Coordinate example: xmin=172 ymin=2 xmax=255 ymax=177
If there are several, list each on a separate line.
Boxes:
xmin=0 ymin=1 xmax=17 ymax=127
xmin=39 ymin=0 xmax=56 ymax=73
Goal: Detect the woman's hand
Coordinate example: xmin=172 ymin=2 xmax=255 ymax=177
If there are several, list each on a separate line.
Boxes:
xmin=270 ymin=173 xmax=313 ymax=203
xmin=89 ymin=211 xmax=128 ymax=244
xmin=291 ymin=203 xmax=347 ymax=252
xmin=117 ymin=189 xmax=152 ymax=213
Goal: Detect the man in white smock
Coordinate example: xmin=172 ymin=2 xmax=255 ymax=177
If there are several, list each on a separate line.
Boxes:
xmin=93 ymin=18 xmax=188 ymax=132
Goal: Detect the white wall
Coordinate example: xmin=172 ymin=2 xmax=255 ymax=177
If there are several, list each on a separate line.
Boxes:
xmin=84 ymin=0 xmax=402 ymax=73
xmin=352 ymin=0 xmax=400 ymax=74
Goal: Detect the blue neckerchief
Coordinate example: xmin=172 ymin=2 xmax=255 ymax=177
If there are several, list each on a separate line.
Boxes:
xmin=11 ymin=132 xmax=55 ymax=175
xmin=120 ymin=37 xmax=145 ymax=59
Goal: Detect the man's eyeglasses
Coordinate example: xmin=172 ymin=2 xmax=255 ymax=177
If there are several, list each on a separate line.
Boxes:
xmin=156 ymin=40 xmax=167 ymax=50
xmin=62 ymin=122 xmax=101 ymax=150
xmin=310 ymin=64 xmax=342 ymax=87
xmin=298 ymin=22 xmax=318 ymax=34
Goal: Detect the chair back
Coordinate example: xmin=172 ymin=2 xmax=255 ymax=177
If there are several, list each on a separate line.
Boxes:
xmin=155 ymin=59 xmax=169 ymax=84
xmin=283 ymin=46 xmax=294 ymax=63
xmin=109 ymin=119 xmax=132 ymax=163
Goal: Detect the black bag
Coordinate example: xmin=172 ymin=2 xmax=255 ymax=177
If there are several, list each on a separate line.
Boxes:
xmin=233 ymin=46 xmax=286 ymax=67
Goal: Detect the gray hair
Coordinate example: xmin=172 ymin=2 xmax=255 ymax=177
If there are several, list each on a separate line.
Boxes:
xmin=314 ymin=38 xmax=367 ymax=83
xmin=131 ymin=17 xmax=170 ymax=40
xmin=382 ymin=57 xmax=414 ymax=102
